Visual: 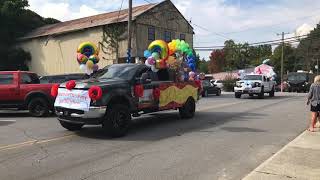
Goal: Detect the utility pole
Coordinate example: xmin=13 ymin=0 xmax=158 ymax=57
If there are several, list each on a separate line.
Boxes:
xmin=127 ymin=0 xmax=132 ymax=63
xmin=277 ymin=32 xmax=290 ymax=92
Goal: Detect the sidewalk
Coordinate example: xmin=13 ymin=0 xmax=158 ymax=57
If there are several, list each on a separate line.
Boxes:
xmin=243 ymin=130 xmax=320 ymax=180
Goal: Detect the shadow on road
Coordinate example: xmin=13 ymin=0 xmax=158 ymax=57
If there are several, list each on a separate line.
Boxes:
xmin=221 ymin=127 xmax=266 ymax=133
xmin=0 ymin=121 xmax=16 ymax=126
xmin=75 ymin=110 xmax=265 ymax=141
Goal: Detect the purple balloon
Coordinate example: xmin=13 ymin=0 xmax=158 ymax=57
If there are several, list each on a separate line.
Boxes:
xmin=147 ymin=57 xmax=156 ymax=65
xmin=93 ymin=64 xmax=99 ymax=71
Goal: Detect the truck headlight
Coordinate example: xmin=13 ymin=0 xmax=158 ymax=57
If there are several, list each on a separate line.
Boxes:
xmin=253 ymin=82 xmax=261 ymax=87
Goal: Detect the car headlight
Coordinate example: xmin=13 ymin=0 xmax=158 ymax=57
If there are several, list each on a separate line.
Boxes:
xmin=236 ymin=82 xmax=242 ymax=87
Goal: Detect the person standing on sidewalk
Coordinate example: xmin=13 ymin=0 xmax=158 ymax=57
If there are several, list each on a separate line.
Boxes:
xmin=307 ymin=75 xmax=320 ymax=132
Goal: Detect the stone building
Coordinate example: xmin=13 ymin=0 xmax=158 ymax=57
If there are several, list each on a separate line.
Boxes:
xmin=19 ymin=0 xmax=194 ymax=75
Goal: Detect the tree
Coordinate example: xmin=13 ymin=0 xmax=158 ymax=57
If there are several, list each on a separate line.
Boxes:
xmin=271 ymin=43 xmax=298 ymax=75
xmin=0 ymin=0 xmax=60 ymax=70
xmin=197 ymin=58 xmax=209 ymax=74
xmin=209 ymin=49 xmax=225 ymax=73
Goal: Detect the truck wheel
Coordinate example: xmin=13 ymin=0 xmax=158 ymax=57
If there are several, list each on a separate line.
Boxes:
xmin=258 ymin=87 xmax=265 ymax=99
xmin=179 ymin=97 xmax=196 ymax=119
xmin=28 ymin=97 xmax=50 ymax=117
xmin=103 ymin=104 xmax=131 ymax=137
xmin=235 ymin=93 xmax=241 ymax=98
xmin=202 ymin=90 xmax=208 ymax=97
xmin=269 ymin=87 xmax=275 ymax=97
xmin=59 ymin=121 xmax=83 ymax=131
xmin=216 ymin=89 xmax=221 ymax=96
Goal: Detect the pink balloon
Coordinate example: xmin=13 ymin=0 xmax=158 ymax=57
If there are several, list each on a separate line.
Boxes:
xmin=147 ymin=57 xmax=155 ymax=65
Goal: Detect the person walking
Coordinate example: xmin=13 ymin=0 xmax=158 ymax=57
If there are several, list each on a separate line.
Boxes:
xmin=307 ymin=75 xmax=320 ymax=132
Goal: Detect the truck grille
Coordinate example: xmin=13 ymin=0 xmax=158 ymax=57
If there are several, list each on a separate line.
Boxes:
xmin=55 ymin=107 xmax=84 ymax=115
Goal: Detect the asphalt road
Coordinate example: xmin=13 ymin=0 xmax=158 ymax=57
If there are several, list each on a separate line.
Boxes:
xmin=0 ymin=93 xmax=309 ymax=180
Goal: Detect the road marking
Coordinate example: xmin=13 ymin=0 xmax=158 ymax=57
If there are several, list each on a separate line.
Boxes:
xmin=0 ymin=134 xmax=75 ymax=152
xmin=0 ymin=120 xmax=16 ymax=122
xmin=198 ymin=101 xmax=246 ymax=112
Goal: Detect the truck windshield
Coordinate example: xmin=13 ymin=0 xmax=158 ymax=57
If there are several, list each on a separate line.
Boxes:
xmin=243 ymin=75 xmax=262 ymax=80
xmin=288 ymin=74 xmax=307 ymax=81
xmin=95 ymin=65 xmax=137 ymax=80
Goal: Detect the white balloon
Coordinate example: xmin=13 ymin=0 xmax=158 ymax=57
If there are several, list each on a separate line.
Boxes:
xmin=151 ymin=65 xmax=159 ymax=72
xmin=80 ymin=64 xmax=87 ymax=71
xmin=85 ymin=68 xmax=93 ymax=75
xmin=145 ymin=59 xmax=151 ymax=67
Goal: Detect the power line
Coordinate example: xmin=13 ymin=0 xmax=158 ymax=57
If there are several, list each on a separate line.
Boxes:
xmin=222 ymin=9 xmax=320 ymax=35
xmin=191 ymin=22 xmax=235 ymax=41
xmin=194 ymin=33 xmax=320 ymax=49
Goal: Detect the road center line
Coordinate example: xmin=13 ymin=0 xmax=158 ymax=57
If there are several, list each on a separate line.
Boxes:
xmin=0 ymin=120 xmax=16 ymax=122
xmin=198 ymin=101 xmax=246 ymax=112
xmin=0 ymin=134 xmax=75 ymax=152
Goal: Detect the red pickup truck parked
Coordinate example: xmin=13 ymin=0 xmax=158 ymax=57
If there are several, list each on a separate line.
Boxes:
xmin=0 ymin=71 xmax=54 ymax=117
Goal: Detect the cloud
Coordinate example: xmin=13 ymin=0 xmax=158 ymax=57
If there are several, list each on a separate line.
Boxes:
xmin=28 ymin=0 xmax=320 ymax=58
xmin=295 ymin=23 xmax=314 ymax=36
xmin=28 ymin=0 xmax=102 ymax=21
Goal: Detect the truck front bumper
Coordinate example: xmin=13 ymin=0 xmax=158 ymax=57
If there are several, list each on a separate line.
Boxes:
xmin=55 ymin=106 xmax=106 ymax=125
xmin=234 ymin=87 xmax=262 ymax=94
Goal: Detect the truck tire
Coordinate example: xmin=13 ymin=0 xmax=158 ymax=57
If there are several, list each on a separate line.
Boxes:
xmin=235 ymin=93 xmax=241 ymax=98
xmin=258 ymin=87 xmax=265 ymax=99
xmin=28 ymin=97 xmax=50 ymax=117
xmin=59 ymin=121 xmax=83 ymax=131
xmin=179 ymin=97 xmax=196 ymax=119
xmin=216 ymin=89 xmax=221 ymax=96
xmin=103 ymin=104 xmax=131 ymax=137
xmin=269 ymin=87 xmax=275 ymax=97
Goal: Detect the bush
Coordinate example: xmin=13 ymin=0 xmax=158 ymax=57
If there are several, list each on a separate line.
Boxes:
xmin=222 ymin=74 xmax=238 ymax=92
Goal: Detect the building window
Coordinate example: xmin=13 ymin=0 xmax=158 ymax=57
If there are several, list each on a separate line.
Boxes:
xmin=180 ymin=34 xmax=186 ymax=41
xmin=164 ymin=31 xmax=171 ymax=42
xmin=148 ymin=27 xmax=155 ymax=41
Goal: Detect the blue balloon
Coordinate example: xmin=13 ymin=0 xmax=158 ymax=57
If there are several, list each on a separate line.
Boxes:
xmin=144 ymin=50 xmax=152 ymax=58
xmin=188 ymin=63 xmax=196 ymax=71
xmin=187 ymin=55 xmax=195 ymax=64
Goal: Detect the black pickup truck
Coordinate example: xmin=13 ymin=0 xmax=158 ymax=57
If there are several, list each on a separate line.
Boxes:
xmin=53 ymin=64 xmax=200 ymax=137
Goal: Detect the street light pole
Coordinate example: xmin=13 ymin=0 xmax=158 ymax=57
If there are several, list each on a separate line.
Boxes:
xmin=127 ymin=0 xmax=132 ymax=63
xmin=277 ymin=32 xmax=290 ymax=93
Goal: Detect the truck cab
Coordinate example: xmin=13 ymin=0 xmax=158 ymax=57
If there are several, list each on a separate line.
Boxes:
xmin=0 ymin=71 xmax=54 ymax=116
xmin=53 ymin=64 xmax=200 ymax=137
xmin=234 ymin=74 xmax=275 ymax=99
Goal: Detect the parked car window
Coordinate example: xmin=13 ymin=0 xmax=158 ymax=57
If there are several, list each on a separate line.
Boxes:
xmin=0 ymin=74 xmax=14 ymax=85
xmin=21 ymin=73 xmax=40 ymax=84
xmin=216 ymin=80 xmax=222 ymax=83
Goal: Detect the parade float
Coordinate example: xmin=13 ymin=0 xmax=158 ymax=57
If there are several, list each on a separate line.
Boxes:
xmin=53 ymin=40 xmax=201 ymax=137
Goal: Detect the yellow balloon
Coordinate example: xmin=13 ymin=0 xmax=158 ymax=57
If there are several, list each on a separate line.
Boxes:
xmin=86 ymin=60 xmax=94 ymax=69
xmin=167 ymin=56 xmax=176 ymax=65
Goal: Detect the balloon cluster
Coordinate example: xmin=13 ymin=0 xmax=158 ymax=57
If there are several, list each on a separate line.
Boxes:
xmin=77 ymin=42 xmax=100 ymax=75
xmin=144 ymin=39 xmax=197 ymax=74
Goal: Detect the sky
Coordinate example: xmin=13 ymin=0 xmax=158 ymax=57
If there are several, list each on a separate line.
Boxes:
xmin=28 ymin=0 xmax=320 ymax=59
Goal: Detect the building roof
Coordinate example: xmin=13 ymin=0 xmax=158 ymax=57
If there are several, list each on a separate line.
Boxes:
xmin=21 ymin=3 xmax=158 ymax=40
